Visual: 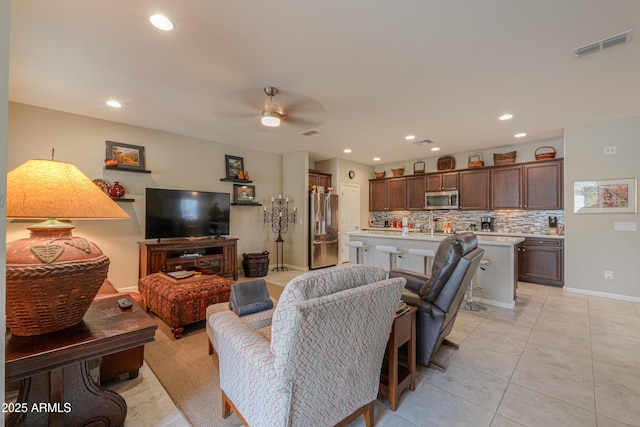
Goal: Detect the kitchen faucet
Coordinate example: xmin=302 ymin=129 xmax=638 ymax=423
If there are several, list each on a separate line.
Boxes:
xmin=426 ymin=211 xmax=434 ymax=237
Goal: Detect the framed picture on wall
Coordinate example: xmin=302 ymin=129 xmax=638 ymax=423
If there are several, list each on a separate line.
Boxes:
xmin=573 ymin=178 xmax=637 ymax=214
xmin=233 ymin=184 xmax=256 ymax=204
xmin=106 ymin=141 xmax=146 ymax=171
xmin=225 ymin=155 xmax=244 ymax=179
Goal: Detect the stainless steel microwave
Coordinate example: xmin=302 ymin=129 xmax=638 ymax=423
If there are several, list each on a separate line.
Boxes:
xmin=425 ymin=190 xmax=459 ymax=210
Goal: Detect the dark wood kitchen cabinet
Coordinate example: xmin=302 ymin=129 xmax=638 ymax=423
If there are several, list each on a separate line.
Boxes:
xmin=426 ymin=172 xmax=458 ymax=192
xmin=369 ymin=179 xmax=387 ymax=211
xmin=523 ymin=160 xmax=563 ymax=210
xmin=309 ymin=170 xmax=332 ymax=189
xmin=491 ymin=165 xmax=523 ymax=209
xmin=491 ymin=159 xmax=563 ymax=210
xmin=517 ymin=237 xmax=564 ymax=287
xmin=369 ymin=177 xmax=406 ymax=211
xmin=406 ymin=175 xmax=426 ymax=210
xmin=459 ymin=169 xmax=490 ymax=210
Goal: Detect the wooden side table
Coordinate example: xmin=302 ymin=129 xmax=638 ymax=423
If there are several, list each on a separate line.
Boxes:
xmin=5 ymin=296 xmax=157 ymax=427
xmin=379 ymin=306 xmax=416 ymax=411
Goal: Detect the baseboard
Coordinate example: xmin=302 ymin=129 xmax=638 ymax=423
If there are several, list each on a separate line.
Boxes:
xmin=118 ymin=285 xmax=139 ymax=294
xmin=285 ymin=264 xmax=308 ymax=271
xmin=472 ymin=296 xmax=516 ymax=310
xmin=564 ymin=287 xmax=640 ymax=303
xmin=271 ymin=264 xmax=308 ymax=272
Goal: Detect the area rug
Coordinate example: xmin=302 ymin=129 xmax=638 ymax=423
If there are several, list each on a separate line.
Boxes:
xmin=143 ymin=283 xmax=283 ymax=427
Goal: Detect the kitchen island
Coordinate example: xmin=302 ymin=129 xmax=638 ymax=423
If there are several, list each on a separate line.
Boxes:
xmin=344 ymin=230 xmax=524 ymax=309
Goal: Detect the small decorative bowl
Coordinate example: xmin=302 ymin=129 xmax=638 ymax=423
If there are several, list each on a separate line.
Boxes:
xmin=374 ymin=171 xmax=386 ymax=179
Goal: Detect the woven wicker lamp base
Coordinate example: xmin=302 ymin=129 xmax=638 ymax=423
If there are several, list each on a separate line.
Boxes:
xmin=6 ymin=225 xmax=110 ymax=336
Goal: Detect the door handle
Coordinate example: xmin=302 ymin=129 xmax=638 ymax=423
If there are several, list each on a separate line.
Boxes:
xmin=314 ymin=239 xmax=338 ymax=245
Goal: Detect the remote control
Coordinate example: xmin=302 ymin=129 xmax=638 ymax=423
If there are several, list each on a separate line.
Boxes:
xmin=118 ymin=298 xmax=133 ymax=309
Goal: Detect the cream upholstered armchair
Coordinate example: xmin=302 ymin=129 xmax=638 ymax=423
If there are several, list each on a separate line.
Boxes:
xmin=208 ymin=265 xmax=405 ymax=427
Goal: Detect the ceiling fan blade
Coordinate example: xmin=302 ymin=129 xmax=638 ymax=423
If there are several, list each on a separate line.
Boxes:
xmin=282 ymin=115 xmax=322 ymax=130
xmin=211 ymin=86 xmax=327 ymax=131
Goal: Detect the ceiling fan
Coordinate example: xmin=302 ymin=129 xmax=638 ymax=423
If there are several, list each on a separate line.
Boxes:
xmin=261 ymin=86 xmax=283 ymax=127
xmin=212 ymin=86 xmax=327 ymax=132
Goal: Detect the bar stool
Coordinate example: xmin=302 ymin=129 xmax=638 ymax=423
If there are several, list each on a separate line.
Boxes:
xmin=375 ymin=245 xmax=406 ymax=272
xmin=463 ymin=258 xmax=490 ymax=311
xmin=408 ymin=248 xmax=435 ymax=275
xmin=345 ymin=241 xmax=369 ymax=264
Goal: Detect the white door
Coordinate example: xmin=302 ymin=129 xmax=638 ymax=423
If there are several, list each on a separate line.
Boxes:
xmin=340 ymin=183 xmax=360 ymax=263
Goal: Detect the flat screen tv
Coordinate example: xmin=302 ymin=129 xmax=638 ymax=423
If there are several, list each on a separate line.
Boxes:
xmin=145 ymin=188 xmax=230 ymax=240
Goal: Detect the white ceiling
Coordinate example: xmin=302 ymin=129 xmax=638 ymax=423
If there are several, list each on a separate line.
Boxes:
xmin=8 ymin=1 xmax=640 ymax=165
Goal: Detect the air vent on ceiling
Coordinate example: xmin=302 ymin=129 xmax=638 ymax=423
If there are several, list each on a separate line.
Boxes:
xmin=573 ymin=30 xmax=632 ymax=58
xmin=302 ymin=130 xmax=319 ymax=136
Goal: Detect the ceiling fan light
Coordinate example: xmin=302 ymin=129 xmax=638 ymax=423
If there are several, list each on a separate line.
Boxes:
xmin=261 ymin=110 xmax=281 ymax=127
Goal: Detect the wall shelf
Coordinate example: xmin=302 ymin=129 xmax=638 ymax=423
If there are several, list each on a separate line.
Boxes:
xmin=220 ymin=178 xmax=253 ymax=183
xmin=105 ymin=166 xmax=152 ymax=174
xmin=231 ymin=202 xmax=262 ymax=206
xmin=113 ymin=198 xmax=135 ymax=202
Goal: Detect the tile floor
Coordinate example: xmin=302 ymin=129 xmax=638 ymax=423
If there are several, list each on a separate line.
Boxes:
xmin=108 ymin=269 xmax=640 ymax=427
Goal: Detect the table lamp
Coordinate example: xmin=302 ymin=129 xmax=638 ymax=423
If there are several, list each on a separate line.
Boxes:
xmin=6 ymin=159 xmax=130 ymax=336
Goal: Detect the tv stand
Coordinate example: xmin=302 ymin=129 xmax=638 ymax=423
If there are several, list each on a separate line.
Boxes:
xmin=138 ymin=238 xmax=238 ymax=280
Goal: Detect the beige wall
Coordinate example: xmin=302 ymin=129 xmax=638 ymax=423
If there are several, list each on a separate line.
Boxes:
xmin=316 ymin=157 xmax=374 ymax=228
xmin=8 ymin=101 xmax=640 ymax=302
xmin=564 ymin=115 xmax=640 ymax=300
xmin=7 ymin=103 xmax=282 ymax=291
xmin=378 ymin=138 xmax=564 ymax=177
xmin=283 ymin=151 xmax=308 ymax=269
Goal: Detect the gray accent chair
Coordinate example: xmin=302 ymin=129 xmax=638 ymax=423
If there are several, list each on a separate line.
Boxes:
xmin=389 ymin=232 xmax=484 ymax=371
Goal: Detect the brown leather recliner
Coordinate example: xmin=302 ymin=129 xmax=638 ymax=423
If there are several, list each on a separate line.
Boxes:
xmin=94 ymin=280 xmax=146 ymax=382
xmin=389 ymin=233 xmax=484 ymax=371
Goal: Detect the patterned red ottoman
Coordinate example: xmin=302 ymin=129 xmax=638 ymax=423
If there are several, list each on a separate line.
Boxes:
xmin=139 ymin=273 xmax=232 ymax=339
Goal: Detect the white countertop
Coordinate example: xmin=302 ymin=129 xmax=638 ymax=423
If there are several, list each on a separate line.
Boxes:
xmin=345 ymin=228 xmax=522 ymax=309
xmin=346 ymin=230 xmax=524 ymax=246
xmin=361 ymin=227 xmax=564 ymax=240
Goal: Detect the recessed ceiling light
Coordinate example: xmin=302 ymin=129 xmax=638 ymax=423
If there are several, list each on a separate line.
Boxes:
xmin=515 ymin=132 xmax=527 ymax=138
xmin=106 ymin=100 xmax=122 ymax=108
xmin=343 ymin=149 xmax=352 ymax=153
xmin=150 ymin=14 xmax=174 ymax=31
xmin=430 ymin=147 xmax=440 ymax=152
xmin=373 ymin=157 xmax=381 ymax=161
xmin=499 ymin=114 xmax=513 ymax=121
xmin=405 ymin=135 xmax=415 ymax=140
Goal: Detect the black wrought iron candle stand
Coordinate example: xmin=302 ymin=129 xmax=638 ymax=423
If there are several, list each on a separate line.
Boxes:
xmin=263 ymin=196 xmax=297 ymax=271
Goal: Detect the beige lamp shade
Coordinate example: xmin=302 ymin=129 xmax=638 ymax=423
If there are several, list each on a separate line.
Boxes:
xmin=7 ymin=159 xmax=130 ymax=220
xmin=6 ymin=159 xmax=128 ymax=336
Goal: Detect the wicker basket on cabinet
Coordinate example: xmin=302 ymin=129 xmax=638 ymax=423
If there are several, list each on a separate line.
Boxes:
xmin=493 ymin=151 xmax=516 ymax=165
xmin=534 ymin=146 xmax=556 ymax=160
xmin=391 ymin=167 xmax=405 ymax=177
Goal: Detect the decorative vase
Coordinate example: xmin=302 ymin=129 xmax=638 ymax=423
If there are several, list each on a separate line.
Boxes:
xmin=109 ymin=182 xmax=125 ymax=198
xmin=105 ymin=158 xmax=119 ymax=167
xmin=244 ymin=171 xmax=250 ymax=180
xmin=6 ymin=224 xmax=110 ymax=336
xmin=238 ymin=171 xmax=245 ymax=180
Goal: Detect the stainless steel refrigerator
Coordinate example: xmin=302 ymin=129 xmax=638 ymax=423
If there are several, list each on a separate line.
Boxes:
xmin=309 ymin=193 xmax=339 ymax=269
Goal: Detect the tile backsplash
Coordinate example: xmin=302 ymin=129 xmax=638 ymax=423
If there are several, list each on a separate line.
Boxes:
xmin=370 ymin=210 xmax=565 ymax=234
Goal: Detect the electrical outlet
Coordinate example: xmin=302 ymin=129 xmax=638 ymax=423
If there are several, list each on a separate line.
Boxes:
xmin=614 ymin=221 xmax=637 ymax=231
xmin=603 ymin=146 xmax=617 ymax=155
xmin=604 ymin=270 xmax=614 ymax=280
